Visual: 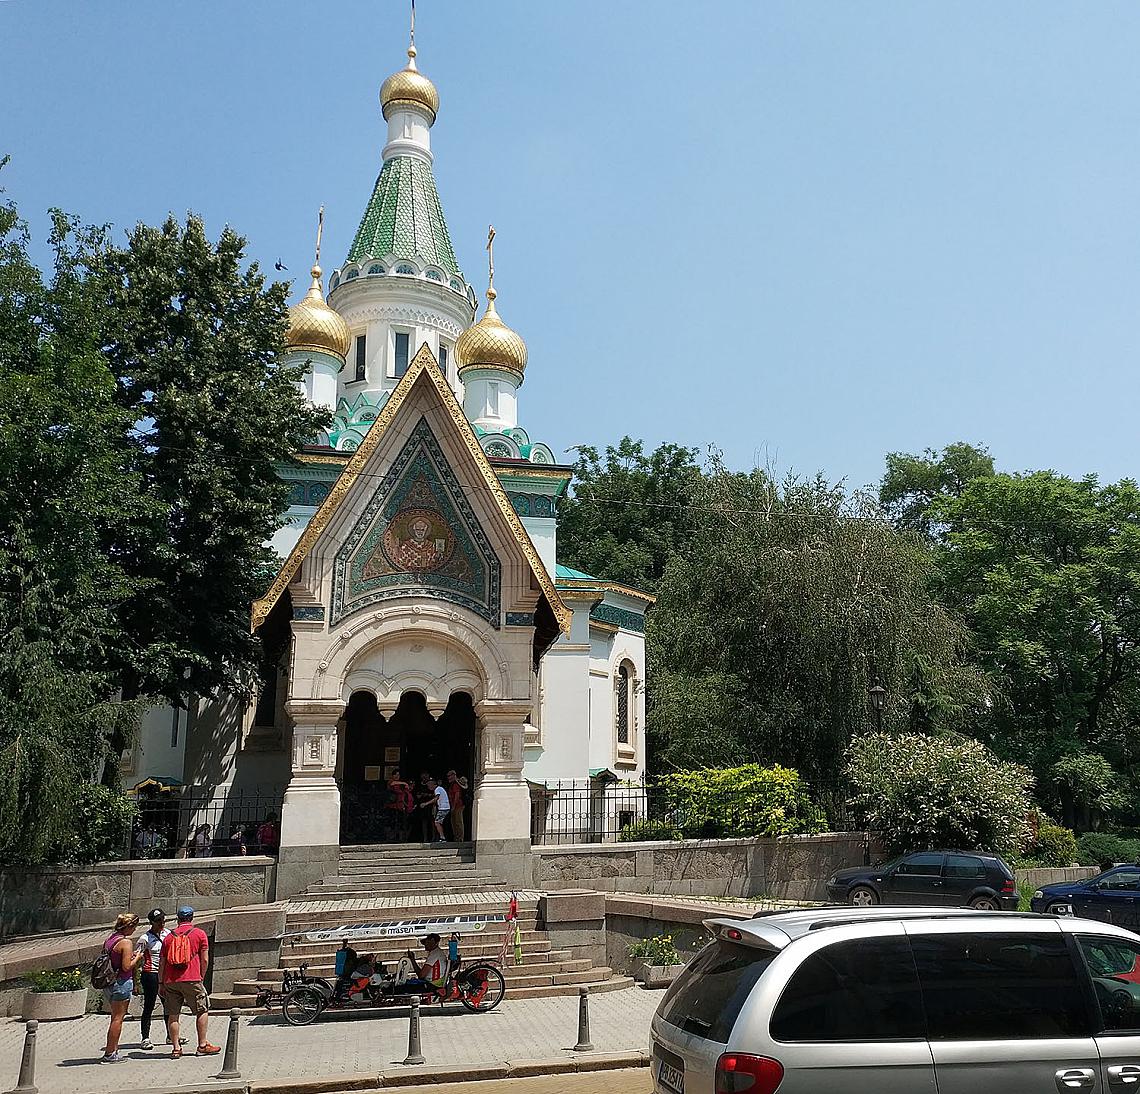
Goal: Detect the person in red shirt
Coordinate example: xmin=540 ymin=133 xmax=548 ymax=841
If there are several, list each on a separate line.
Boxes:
xmin=158 ymin=906 xmax=220 ymax=1058
xmin=446 ymin=770 xmax=466 ymax=842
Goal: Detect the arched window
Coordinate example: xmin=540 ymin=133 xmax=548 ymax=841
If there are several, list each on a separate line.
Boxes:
xmin=345 ymin=269 xmax=359 ymax=281
xmin=395 ymin=263 xmax=416 ymax=275
xmin=450 ymin=279 xmax=463 ymax=292
xmin=616 ymin=664 xmax=631 ymax=746
xmin=425 ymin=269 xmax=443 ymax=282
xmin=368 ymin=264 xmax=386 ymax=276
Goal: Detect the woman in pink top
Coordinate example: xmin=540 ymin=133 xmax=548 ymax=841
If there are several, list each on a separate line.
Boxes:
xmin=100 ymin=912 xmax=141 ymax=1063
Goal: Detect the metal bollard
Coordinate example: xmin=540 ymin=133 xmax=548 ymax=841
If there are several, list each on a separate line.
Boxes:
xmin=5 ymin=1019 xmax=38 ymax=1094
xmin=573 ymin=985 xmax=594 ymax=1052
xmin=403 ymin=998 xmax=426 ymax=1065
xmin=216 ymin=1009 xmax=241 ymax=1080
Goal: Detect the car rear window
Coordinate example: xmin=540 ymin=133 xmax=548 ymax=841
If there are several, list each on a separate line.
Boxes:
xmin=658 ymin=939 xmax=776 ymax=1043
xmin=771 ymin=936 xmax=924 ymax=1042
xmin=911 ymin=932 xmax=1092 ymax=1040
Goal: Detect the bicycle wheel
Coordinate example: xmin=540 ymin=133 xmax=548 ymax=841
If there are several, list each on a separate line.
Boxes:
xmin=458 ymin=963 xmax=506 ymax=1013
xmin=282 ymin=985 xmax=324 ymax=1025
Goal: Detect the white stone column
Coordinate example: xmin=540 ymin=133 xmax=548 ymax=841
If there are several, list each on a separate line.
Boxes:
xmin=277 ymin=698 xmax=344 ymax=898
xmin=473 ymin=699 xmax=535 ymax=887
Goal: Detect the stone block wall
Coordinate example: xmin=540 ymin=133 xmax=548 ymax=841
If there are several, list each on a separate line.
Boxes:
xmin=0 ymin=857 xmax=275 ymax=938
xmin=534 ymin=832 xmax=875 ymax=901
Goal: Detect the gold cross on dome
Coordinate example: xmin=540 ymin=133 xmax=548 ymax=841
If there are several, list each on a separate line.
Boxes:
xmin=486 ymin=224 xmax=496 ymax=288
xmin=314 ymin=204 xmax=324 ymax=267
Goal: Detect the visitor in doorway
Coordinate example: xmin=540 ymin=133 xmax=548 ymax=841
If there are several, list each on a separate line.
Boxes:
xmin=228 ymin=823 xmax=247 ymax=856
xmin=158 ymin=906 xmax=219 ymax=1058
xmin=99 ymin=912 xmax=141 ymax=1063
xmin=135 ymin=908 xmax=185 ymax=1051
xmin=446 ymin=770 xmax=466 ymax=842
xmin=429 ymin=776 xmax=450 ymax=842
xmin=256 ymin=811 xmax=280 ymax=853
xmin=386 ymin=770 xmax=414 ymax=841
xmin=188 ymin=824 xmax=212 ymax=858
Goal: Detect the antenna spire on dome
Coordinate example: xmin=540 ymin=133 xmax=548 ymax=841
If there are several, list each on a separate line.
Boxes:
xmin=312 ymin=204 xmax=324 ymax=275
xmin=486 ymin=224 xmax=497 ymax=302
xmin=408 ymin=0 xmax=417 ymax=66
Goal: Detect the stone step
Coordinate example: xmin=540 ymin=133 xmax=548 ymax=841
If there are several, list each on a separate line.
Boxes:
xmin=209 ymin=975 xmax=635 ymax=1013
xmin=280 ymin=933 xmax=550 ymax=963
xmin=338 ymin=843 xmax=474 ymax=858
xmin=313 ymin=884 xmax=507 ymax=900
xmin=229 ymin=964 xmax=616 ymax=996
xmin=315 ymin=870 xmax=499 ymax=888
xmin=283 ymin=899 xmax=537 ymax=924
xmin=256 ymin=957 xmax=595 ymax=983
xmin=323 ymin=860 xmax=485 ymax=874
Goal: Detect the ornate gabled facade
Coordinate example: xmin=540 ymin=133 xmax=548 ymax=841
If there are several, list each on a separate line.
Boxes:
xmin=125 ymin=19 xmax=651 ymax=893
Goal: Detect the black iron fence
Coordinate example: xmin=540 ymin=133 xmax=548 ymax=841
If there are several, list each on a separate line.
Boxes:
xmin=528 ymin=776 xmax=860 ymax=846
xmin=125 ymin=786 xmax=284 ymax=860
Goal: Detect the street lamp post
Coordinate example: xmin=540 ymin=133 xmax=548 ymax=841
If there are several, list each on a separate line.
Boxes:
xmin=868 ymin=682 xmax=886 ymax=733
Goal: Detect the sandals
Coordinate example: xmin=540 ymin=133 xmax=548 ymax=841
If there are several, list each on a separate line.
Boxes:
xmin=170 ymin=1048 xmax=183 ymax=1059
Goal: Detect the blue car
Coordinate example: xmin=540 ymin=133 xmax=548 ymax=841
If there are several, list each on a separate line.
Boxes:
xmin=1030 ymin=864 xmax=1140 ymax=929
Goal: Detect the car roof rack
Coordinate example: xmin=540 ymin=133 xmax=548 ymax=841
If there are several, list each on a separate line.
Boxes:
xmin=806 ymin=910 xmax=1052 ymax=932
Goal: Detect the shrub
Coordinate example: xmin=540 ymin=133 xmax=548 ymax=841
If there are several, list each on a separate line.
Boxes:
xmin=618 ymin=818 xmax=681 ymax=842
xmin=1075 ymin=831 xmax=1140 ymax=867
xmin=628 ymin=935 xmax=680 ymax=965
xmin=62 ymin=785 xmax=139 ymax=864
xmin=845 ymin=732 xmax=1033 ymax=857
xmin=1032 ymin=824 xmax=1078 ymax=867
xmin=26 ymin=968 xmax=86 ymax=993
xmin=654 ymin=765 xmax=826 ymax=840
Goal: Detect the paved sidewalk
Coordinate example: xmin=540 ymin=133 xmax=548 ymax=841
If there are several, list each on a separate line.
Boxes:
xmin=0 ymin=986 xmax=662 ymax=1094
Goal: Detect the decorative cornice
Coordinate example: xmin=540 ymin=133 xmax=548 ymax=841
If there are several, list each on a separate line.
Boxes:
xmin=558 ymin=578 xmax=656 ymax=605
xmin=333 ymin=303 xmax=467 ymax=335
xmin=590 ymin=603 xmax=646 ymax=634
xmin=251 ymin=344 xmax=571 ymax=636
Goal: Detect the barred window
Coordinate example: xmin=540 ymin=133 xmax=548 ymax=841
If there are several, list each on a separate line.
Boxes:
xmin=354 ymin=335 xmax=367 ymax=382
xmin=617 ymin=664 xmax=630 ymax=745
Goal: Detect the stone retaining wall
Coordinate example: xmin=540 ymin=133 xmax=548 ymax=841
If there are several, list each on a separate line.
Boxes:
xmin=0 ymin=857 xmax=275 ymax=938
xmin=533 ymin=832 xmax=876 ymax=901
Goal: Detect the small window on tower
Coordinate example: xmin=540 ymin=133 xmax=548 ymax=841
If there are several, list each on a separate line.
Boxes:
xmin=485 ymin=380 xmax=500 ymax=418
xmin=394 ymin=332 xmax=410 ymax=378
xmin=439 ymin=344 xmax=449 ymax=373
xmin=354 ymin=335 xmax=367 ymax=383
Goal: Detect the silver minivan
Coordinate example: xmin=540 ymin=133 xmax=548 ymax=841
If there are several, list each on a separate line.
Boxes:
xmin=651 ymin=906 xmax=1140 ymax=1094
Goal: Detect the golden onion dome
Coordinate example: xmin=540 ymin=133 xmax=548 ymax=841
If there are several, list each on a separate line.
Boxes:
xmin=455 ymin=287 xmax=528 ymax=380
xmin=286 ymin=265 xmax=351 ymax=360
xmin=380 ymin=45 xmax=439 ymax=124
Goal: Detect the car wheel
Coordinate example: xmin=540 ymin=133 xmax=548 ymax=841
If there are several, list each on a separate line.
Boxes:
xmin=969 ymin=896 xmax=1000 ymax=911
xmin=848 ymin=885 xmax=879 ymax=907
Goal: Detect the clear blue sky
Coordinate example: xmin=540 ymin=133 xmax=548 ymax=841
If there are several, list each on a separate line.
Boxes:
xmin=4 ymin=0 xmax=1138 ymax=490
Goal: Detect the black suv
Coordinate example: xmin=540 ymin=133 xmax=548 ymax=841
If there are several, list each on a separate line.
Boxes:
xmin=825 ymin=850 xmax=1018 ymax=910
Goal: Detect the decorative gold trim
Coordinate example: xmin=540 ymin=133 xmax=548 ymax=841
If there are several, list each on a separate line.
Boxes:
xmin=557 ymin=578 xmax=656 ymax=605
xmin=251 ymin=343 xmax=572 ymax=635
xmin=588 ymin=619 xmax=620 ymax=635
xmin=293 ymin=453 xmax=350 ymax=466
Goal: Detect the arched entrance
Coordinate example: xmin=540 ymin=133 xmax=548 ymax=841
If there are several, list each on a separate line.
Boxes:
xmin=338 ymin=689 xmax=476 ymax=845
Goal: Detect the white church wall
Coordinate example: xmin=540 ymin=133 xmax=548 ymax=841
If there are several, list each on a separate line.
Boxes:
xmin=270 ymin=505 xmax=316 ymax=559
xmin=522 ymin=642 xmax=591 ymax=785
xmin=130 ymin=702 xmax=188 ymax=786
xmin=522 ymin=516 xmax=557 ymax=575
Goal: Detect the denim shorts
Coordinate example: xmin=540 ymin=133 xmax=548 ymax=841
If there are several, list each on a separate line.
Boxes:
xmin=104 ymin=977 xmax=133 ymax=1003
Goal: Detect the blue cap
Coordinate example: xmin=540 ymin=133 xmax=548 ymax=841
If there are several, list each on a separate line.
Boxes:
xmin=177 ymin=906 xmax=194 ymax=920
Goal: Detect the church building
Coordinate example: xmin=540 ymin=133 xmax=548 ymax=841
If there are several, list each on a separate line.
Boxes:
xmin=123 ymin=24 xmax=651 ymax=893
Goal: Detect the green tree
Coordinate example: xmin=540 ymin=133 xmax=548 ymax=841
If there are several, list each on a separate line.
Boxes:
xmin=880 ymin=441 xmax=994 ymax=538
xmin=934 ymin=471 xmax=1140 ymax=791
xmin=649 ymin=459 xmax=988 ymax=786
xmin=1050 ymin=751 xmax=1127 ymax=831
xmin=86 ymin=215 xmax=329 ymax=712
xmin=846 ymin=732 xmax=1033 ymax=857
xmin=0 ymin=184 xmax=150 ymax=860
xmin=557 ymin=437 xmax=702 ymax=591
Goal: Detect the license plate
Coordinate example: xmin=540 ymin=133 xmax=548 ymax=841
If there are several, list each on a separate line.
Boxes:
xmin=658 ymin=1058 xmax=685 ymax=1094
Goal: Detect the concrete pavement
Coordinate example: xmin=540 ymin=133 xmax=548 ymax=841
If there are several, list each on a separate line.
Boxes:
xmin=0 ymin=985 xmax=663 ymax=1094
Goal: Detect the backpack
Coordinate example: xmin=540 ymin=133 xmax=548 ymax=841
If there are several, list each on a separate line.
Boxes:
xmin=90 ymin=934 xmax=120 ymax=989
xmin=165 ymin=926 xmax=194 ymax=968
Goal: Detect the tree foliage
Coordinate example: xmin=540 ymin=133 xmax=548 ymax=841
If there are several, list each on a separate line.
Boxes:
xmin=648 ymin=458 xmax=988 ymax=787
xmin=0 ymin=179 xmax=325 ymax=859
xmin=933 ymin=471 xmax=1140 ymax=786
xmin=846 ymin=732 xmax=1034 ymax=856
xmin=557 ymin=437 xmax=702 ymax=591
xmin=880 ymin=441 xmax=994 ymax=539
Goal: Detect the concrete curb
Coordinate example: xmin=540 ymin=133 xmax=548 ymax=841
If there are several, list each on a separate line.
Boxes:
xmin=119 ymin=1050 xmax=651 ymax=1094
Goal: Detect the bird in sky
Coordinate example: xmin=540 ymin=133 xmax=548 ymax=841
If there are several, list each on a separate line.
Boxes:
xmin=274 ymin=259 xmax=288 ymax=272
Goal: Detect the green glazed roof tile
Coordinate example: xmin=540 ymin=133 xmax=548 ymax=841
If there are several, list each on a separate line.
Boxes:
xmin=346 ymin=156 xmax=461 ymax=275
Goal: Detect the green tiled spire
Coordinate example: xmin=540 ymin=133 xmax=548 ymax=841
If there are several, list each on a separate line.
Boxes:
xmin=346 ymin=156 xmax=461 ymax=275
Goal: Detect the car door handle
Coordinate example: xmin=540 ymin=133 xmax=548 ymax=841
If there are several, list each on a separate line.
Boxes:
xmin=1056 ymin=1068 xmax=1096 ymax=1091
xmin=1108 ymin=1064 xmax=1140 ymax=1087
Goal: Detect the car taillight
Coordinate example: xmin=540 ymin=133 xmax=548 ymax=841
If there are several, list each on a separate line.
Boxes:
xmin=715 ymin=1053 xmax=784 ymax=1094
xmin=1001 ymin=879 xmax=1016 ymax=894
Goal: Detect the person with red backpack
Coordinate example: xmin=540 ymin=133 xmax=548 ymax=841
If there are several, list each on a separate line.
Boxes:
xmin=158 ymin=906 xmax=219 ymax=1058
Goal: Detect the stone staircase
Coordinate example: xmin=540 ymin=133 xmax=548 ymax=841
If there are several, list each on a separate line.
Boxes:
xmin=212 ymin=843 xmax=632 ymax=1010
